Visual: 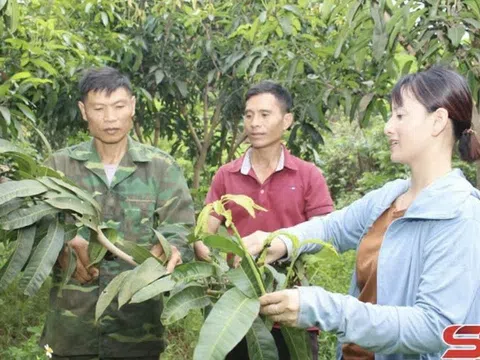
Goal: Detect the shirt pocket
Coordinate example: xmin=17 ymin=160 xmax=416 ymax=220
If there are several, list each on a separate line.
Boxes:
xmin=123 ymin=197 xmax=156 ymax=243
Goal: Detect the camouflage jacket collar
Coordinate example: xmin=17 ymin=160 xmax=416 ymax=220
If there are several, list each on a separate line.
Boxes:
xmin=67 ymin=137 xmax=151 ymax=163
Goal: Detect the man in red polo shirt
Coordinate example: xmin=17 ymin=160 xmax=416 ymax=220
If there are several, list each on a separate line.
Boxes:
xmin=194 ymin=81 xmax=334 ymax=360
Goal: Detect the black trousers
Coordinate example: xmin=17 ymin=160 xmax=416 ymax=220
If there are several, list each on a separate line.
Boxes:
xmin=226 ymin=327 xmax=319 ymax=360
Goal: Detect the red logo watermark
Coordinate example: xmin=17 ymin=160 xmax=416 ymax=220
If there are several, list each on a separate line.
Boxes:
xmin=442 ymin=325 xmax=480 ymax=359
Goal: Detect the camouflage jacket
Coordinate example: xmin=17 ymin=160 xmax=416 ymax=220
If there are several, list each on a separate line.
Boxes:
xmin=40 ymin=137 xmax=195 ymax=358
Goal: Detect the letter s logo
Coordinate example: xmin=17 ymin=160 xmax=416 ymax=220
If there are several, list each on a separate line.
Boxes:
xmin=442 ymin=325 xmax=480 ymax=359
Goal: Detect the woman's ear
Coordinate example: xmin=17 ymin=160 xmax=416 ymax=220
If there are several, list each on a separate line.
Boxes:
xmin=432 ymin=108 xmax=449 ymax=137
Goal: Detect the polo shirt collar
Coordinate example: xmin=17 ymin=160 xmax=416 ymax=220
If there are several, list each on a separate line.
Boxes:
xmin=237 ymin=145 xmax=298 ymax=175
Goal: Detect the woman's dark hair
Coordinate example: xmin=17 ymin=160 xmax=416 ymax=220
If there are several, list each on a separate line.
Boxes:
xmin=245 ymin=80 xmax=293 ymax=113
xmin=391 ymin=66 xmax=480 ymax=162
xmin=79 ymin=66 xmax=133 ymax=102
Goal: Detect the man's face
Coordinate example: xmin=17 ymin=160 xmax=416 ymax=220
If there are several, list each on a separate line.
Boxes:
xmin=244 ymin=93 xmax=293 ymax=149
xmin=78 ymin=88 xmax=135 ymax=145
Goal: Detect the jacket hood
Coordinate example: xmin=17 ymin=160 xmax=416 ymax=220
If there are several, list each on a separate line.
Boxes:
xmin=379 ymin=169 xmax=480 ymax=220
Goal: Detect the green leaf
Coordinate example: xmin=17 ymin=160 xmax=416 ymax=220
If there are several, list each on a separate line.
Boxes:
xmin=31 ymin=58 xmax=58 ymax=76
xmin=0 ymin=106 xmax=11 ymax=125
xmin=1 ymin=203 xmax=58 ymax=230
xmin=44 ymin=194 xmax=97 ymax=217
xmin=201 ymin=234 xmax=245 ymax=257
xmin=161 ymin=285 xmax=211 ymax=325
xmin=152 ymin=228 xmax=172 ymax=261
xmin=0 ymin=180 xmax=48 ymax=206
xmin=58 ymin=245 xmax=77 ymax=296
xmin=88 ymin=227 xmax=118 ymax=266
xmin=47 ymin=177 xmax=102 ymax=216
xmin=447 ymin=24 xmax=465 ymax=47
xmin=281 ymin=327 xmax=312 ymax=360
xmin=0 ymin=226 xmax=36 ymax=291
xmin=100 ymin=11 xmax=109 ymax=26
xmin=16 ymin=103 xmax=36 ymax=123
xmin=130 ymin=276 xmax=176 ymax=304
xmin=193 ymin=287 xmax=260 ymax=360
xmin=175 ymin=80 xmax=188 ymax=98
xmin=20 ymin=218 xmax=64 ymax=296
xmin=0 ymin=0 xmax=7 ymax=11
xmin=118 ymin=257 xmax=166 ymax=309
xmin=10 ymin=71 xmax=32 ymax=81
xmin=246 ymin=317 xmax=279 ymax=360
xmin=239 ymin=259 xmax=263 ymax=297
xmin=264 ymin=265 xmax=287 ymax=291
xmin=118 ymin=240 xmax=155 ymax=264
xmin=221 ymin=194 xmax=267 ymax=218
xmin=0 ymin=139 xmax=21 ymax=153
xmin=172 ymin=262 xmax=221 ymax=283
xmin=0 ymin=198 xmax=23 ymax=218
xmin=96 ymin=270 xmax=132 ymax=321
xmin=155 ymin=70 xmax=165 ymax=84
xmin=226 ymin=266 xmax=259 ymax=298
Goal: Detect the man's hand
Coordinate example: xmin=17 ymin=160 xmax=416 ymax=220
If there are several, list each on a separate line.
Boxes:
xmin=151 ymin=243 xmax=182 ymax=273
xmin=233 ymin=230 xmax=288 ymax=267
xmin=259 ymin=289 xmax=300 ymax=327
xmin=58 ymin=236 xmax=99 ymax=284
xmin=194 ymin=241 xmax=211 ymax=262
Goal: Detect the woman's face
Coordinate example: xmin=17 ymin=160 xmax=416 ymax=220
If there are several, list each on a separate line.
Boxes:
xmin=384 ymin=90 xmax=435 ymax=166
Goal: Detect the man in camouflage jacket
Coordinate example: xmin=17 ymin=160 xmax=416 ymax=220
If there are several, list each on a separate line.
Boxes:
xmin=40 ymin=67 xmax=194 ymax=359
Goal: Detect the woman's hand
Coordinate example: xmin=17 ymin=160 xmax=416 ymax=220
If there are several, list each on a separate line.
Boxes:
xmin=259 ymin=289 xmax=300 ymax=327
xmin=234 ymin=230 xmax=288 ymax=267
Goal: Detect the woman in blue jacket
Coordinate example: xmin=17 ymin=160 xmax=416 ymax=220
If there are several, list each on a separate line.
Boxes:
xmin=244 ymin=66 xmax=480 ymax=360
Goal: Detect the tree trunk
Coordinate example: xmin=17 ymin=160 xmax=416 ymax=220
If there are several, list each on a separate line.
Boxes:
xmin=192 ymin=145 xmax=209 ymax=189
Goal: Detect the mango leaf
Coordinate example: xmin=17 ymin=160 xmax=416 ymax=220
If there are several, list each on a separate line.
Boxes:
xmin=8 ymin=152 xmax=37 ymax=174
xmin=0 ymin=225 xmax=36 ymax=291
xmin=16 ymin=103 xmax=36 ymax=123
xmin=58 ymin=245 xmax=77 ymax=297
xmin=96 ymin=270 xmax=132 ymax=321
xmin=281 ymin=327 xmax=312 ymax=360
xmin=0 ymin=198 xmax=23 ymax=218
xmin=20 ymin=217 xmax=64 ymax=296
xmin=193 ymin=287 xmax=260 ymax=360
xmin=0 ymin=105 xmax=11 ymax=125
xmin=161 ymin=285 xmax=211 ymax=325
xmin=201 ymin=234 xmax=245 ymax=257
xmin=0 ymin=139 xmax=21 ymax=153
xmin=88 ymin=227 xmax=118 ymax=267
xmin=0 ymin=180 xmax=48 ymax=206
xmin=63 ymin=224 xmax=78 ymax=243
xmin=172 ymin=262 xmax=221 ymax=283
xmin=130 ymin=276 xmax=176 ymax=304
xmin=117 ymin=240 xmax=155 ymax=264
xmin=222 ymin=194 xmax=267 ymax=218
xmin=152 ymin=228 xmax=172 ymax=261
xmin=1 ymin=203 xmax=59 ymax=230
xmin=246 ymin=317 xmax=279 ymax=360
xmin=448 ymin=24 xmax=465 ymax=47
xmin=195 ymin=203 xmax=213 ymax=236
xmin=118 ymin=257 xmax=167 ymax=309
xmin=226 ymin=266 xmax=259 ymax=298
xmin=239 ymin=259 xmax=263 ymax=297
xmin=264 ymin=265 xmax=287 ymax=291
xmin=47 ymin=177 xmax=102 ymax=216
xmin=44 ymin=194 xmax=97 ymax=217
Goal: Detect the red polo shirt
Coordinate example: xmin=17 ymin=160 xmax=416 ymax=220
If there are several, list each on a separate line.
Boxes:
xmin=205 ymin=146 xmax=334 ymax=237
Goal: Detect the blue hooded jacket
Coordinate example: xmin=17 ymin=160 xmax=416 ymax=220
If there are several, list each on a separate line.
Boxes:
xmin=281 ymin=169 xmax=480 ymax=359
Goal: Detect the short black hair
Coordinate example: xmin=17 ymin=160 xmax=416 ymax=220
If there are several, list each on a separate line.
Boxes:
xmin=245 ymin=81 xmax=293 ymax=113
xmin=79 ymin=66 xmax=133 ymax=102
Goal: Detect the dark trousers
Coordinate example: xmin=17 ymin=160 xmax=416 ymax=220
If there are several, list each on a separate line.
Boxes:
xmin=226 ymin=327 xmax=318 ymax=360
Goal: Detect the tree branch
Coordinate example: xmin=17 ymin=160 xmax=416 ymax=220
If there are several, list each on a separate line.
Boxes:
xmin=180 ymin=105 xmax=202 ymax=152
